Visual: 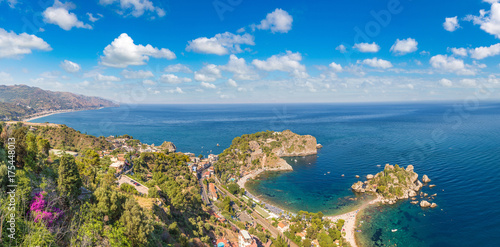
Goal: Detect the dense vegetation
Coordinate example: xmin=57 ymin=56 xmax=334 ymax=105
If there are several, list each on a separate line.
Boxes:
xmin=0 ymin=85 xmax=117 ymax=120
xmin=34 ymin=125 xmax=113 ymax=152
xmin=0 ymin=123 xmax=234 ymax=246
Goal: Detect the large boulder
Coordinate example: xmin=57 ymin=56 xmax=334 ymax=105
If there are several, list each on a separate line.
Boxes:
xmin=405 ymin=165 xmax=414 ymax=172
xmin=160 ymin=141 xmax=176 ymax=152
xmin=422 ymin=175 xmax=431 ymax=183
xmin=384 ymin=164 xmax=394 ymax=170
xmin=366 ymin=174 xmax=374 ymax=180
xmin=430 ymin=203 xmax=438 ymax=208
xmin=351 ymin=181 xmax=365 ymax=193
xmin=408 ymin=190 xmax=417 ymax=197
xmin=411 ymin=180 xmax=423 ymax=191
xmin=420 ymin=200 xmax=431 ymax=208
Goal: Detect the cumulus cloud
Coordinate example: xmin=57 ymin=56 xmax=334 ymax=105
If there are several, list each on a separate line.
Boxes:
xmin=194 ymin=64 xmax=222 ymax=82
xmin=443 ymin=16 xmax=460 ymax=32
xmin=0 ymin=28 xmax=51 ymax=58
xmin=43 ymin=0 xmax=92 ymax=31
xmin=469 ymin=43 xmax=500 ymax=59
xmin=255 ymin=8 xmax=293 ymax=33
xmin=353 ymin=42 xmax=380 ymax=53
xmin=99 ymin=0 xmax=165 ymax=18
xmin=252 ymin=51 xmax=308 ymax=78
xmin=465 ymin=2 xmax=500 ymax=38
xmin=121 ymin=69 xmax=154 ymax=79
xmin=186 ymin=32 xmax=254 ymax=55
xmin=461 ymin=78 xmax=477 ymax=87
xmin=87 ymin=13 xmax=103 ymax=22
xmin=429 ymin=54 xmax=475 ymax=75
xmin=164 ymin=64 xmax=192 ymax=73
xmin=60 ymin=60 xmax=81 ymax=73
xmin=165 ymin=87 xmax=184 ymax=94
xmin=328 ymin=62 xmax=343 ymax=72
xmin=361 ymin=58 xmax=393 ymax=69
xmin=96 ymin=73 xmax=120 ymax=81
xmin=450 ymin=47 xmax=468 ymax=57
xmin=219 ymin=55 xmax=259 ymax=80
xmin=390 ymin=38 xmax=418 ymax=55
xmin=439 ymin=78 xmax=453 ymax=87
xmin=336 ymin=44 xmax=347 ymax=53
xmin=200 ymin=82 xmax=216 ymax=89
xmin=227 ymin=79 xmax=238 ymax=87
xmin=101 ymin=33 xmax=175 ymax=68
xmin=143 ymin=79 xmax=156 ymax=85
xmin=159 ymin=74 xmax=192 ymax=84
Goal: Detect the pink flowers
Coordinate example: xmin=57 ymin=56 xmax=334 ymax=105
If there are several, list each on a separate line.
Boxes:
xmin=30 ymin=192 xmax=63 ymax=226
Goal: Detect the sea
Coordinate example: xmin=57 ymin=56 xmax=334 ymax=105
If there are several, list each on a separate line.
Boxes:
xmin=31 ymin=102 xmax=500 ymax=247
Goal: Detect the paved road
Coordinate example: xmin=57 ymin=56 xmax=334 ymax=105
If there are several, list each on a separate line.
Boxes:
xmin=215 ymin=177 xmax=298 ymax=247
xmin=118 ymin=175 xmax=149 ymax=195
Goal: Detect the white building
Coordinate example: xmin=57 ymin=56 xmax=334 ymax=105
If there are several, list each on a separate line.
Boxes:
xmin=238 ymin=230 xmax=253 ymax=247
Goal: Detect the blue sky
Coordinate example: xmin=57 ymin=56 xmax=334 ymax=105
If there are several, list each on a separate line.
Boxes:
xmin=0 ymin=0 xmax=499 ymax=103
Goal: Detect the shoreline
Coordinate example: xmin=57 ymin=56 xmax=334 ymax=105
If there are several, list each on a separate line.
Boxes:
xmin=23 ymin=107 xmax=105 ymax=122
xmin=238 ymin=167 xmax=381 ymax=247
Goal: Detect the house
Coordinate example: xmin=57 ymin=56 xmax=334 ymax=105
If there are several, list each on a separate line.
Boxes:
xmin=277 ymin=222 xmax=289 ymax=233
xmin=295 ymin=231 xmax=306 ymax=240
xmin=190 ymin=156 xmax=200 ymax=163
xmin=208 ymin=154 xmax=219 ymax=162
xmin=110 ymin=161 xmax=125 ymax=169
xmin=209 ymin=183 xmax=218 ymax=201
xmin=184 ymin=152 xmax=195 ymax=157
xmin=216 ymin=238 xmax=230 ymax=247
xmin=238 ymin=230 xmax=254 ymax=247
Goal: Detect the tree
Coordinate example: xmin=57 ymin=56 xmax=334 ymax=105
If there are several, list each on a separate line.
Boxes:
xmin=274 ymin=235 xmax=289 ymax=247
xmin=119 ymin=197 xmax=153 ymax=246
xmin=94 ymin=185 xmax=126 ymax=223
xmin=57 ymin=154 xmax=83 ymax=200
xmin=82 ymin=149 xmax=100 ymax=184
xmin=11 ymin=126 xmax=28 ymax=168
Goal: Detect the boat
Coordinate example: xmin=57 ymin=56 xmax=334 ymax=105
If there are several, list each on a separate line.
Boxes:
xmin=392 ymin=229 xmax=398 ymax=232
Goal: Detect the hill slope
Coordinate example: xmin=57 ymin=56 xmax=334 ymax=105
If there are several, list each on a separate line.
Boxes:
xmin=0 ymin=84 xmax=118 ymax=120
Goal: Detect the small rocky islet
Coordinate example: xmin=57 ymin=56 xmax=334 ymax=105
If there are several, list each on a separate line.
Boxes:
xmin=351 ymin=164 xmax=438 ymax=208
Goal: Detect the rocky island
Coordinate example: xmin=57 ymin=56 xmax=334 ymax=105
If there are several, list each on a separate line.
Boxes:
xmin=215 ymin=130 xmax=320 ymax=183
xmin=351 ymin=164 xmax=437 ymax=207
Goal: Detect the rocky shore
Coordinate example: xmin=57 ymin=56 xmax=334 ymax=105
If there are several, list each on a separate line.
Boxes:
xmin=351 ymin=164 xmax=437 ymax=208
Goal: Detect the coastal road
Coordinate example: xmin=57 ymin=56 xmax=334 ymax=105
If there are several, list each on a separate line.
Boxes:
xmin=118 ymin=175 xmax=149 ymax=195
xmin=215 ymin=177 xmax=298 ymax=247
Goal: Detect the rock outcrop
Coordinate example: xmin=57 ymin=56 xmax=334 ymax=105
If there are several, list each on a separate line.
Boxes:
xmin=420 ymin=200 xmax=431 ymax=208
xmin=422 ymin=174 xmax=431 ymax=183
xmin=160 ymin=141 xmax=177 ymax=153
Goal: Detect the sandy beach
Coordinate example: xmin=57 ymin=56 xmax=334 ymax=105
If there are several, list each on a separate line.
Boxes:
xmin=22 ymin=107 xmax=104 ymax=122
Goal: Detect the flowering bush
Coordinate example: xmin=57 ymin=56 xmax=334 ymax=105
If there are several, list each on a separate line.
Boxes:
xmin=30 ymin=192 xmax=63 ymax=226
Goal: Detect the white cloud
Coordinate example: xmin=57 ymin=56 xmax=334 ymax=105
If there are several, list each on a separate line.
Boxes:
xmin=461 ymin=78 xmax=477 ymax=87
xmin=96 ymin=73 xmax=120 ymax=81
xmin=164 ymin=64 xmax=192 ymax=73
xmin=166 ymin=87 xmax=184 ymax=94
xmin=336 ymin=44 xmax=347 ymax=53
xmin=143 ymin=79 xmax=156 ymax=85
xmin=60 ymin=60 xmax=81 ymax=73
xmin=200 ymin=82 xmax=216 ymax=89
xmin=1 ymin=0 xmax=17 ymax=8
xmin=219 ymin=54 xmax=259 ymax=80
xmin=194 ymin=64 xmax=222 ymax=82
xmin=159 ymin=74 xmax=192 ymax=84
xmin=0 ymin=71 xmax=13 ymax=83
xmin=100 ymin=33 xmax=175 ymax=68
xmin=186 ymin=32 xmax=254 ymax=55
xmin=329 ymin=62 xmax=343 ymax=72
xmin=443 ymin=16 xmax=460 ymax=32
xmin=121 ymin=69 xmax=154 ymax=79
xmin=429 ymin=54 xmax=475 ymax=75
xmin=361 ymin=58 xmax=393 ymax=69
xmin=469 ymin=43 xmax=500 ymax=59
xmin=450 ymin=47 xmax=468 ymax=57
xmin=255 ymin=8 xmax=293 ymax=33
xmin=0 ymin=28 xmax=51 ymax=58
xmin=390 ymin=38 xmax=418 ymax=55
xmin=99 ymin=0 xmax=165 ymax=18
xmin=43 ymin=0 xmax=92 ymax=31
xmin=87 ymin=13 xmax=103 ymax=22
xmin=353 ymin=42 xmax=380 ymax=53
xmin=439 ymin=78 xmax=453 ymax=87
xmin=465 ymin=2 xmax=500 ymax=38
xmin=227 ymin=79 xmax=238 ymax=87
xmin=252 ymin=51 xmax=308 ymax=78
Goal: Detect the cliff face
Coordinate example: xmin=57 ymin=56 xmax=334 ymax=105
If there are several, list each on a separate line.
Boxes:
xmin=215 ymin=130 xmax=320 ymax=183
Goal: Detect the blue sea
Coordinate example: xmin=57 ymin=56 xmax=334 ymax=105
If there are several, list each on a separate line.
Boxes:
xmin=31 ymin=102 xmax=500 ymax=247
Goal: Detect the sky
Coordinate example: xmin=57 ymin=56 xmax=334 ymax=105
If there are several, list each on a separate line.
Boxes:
xmin=0 ymin=0 xmax=500 ymax=104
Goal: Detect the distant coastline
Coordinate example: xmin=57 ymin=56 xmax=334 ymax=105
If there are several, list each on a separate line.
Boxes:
xmin=24 ymin=107 xmax=106 ymax=122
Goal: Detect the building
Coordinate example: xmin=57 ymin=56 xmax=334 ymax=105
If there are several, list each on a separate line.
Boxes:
xmin=216 ymin=238 xmax=231 ymax=247
xmin=277 ymin=222 xmax=289 ymax=233
xmin=209 ymin=183 xmax=218 ymax=201
xmin=110 ymin=160 xmax=125 ymax=169
xmin=208 ymin=154 xmax=219 ymax=162
xmin=238 ymin=230 xmax=254 ymax=247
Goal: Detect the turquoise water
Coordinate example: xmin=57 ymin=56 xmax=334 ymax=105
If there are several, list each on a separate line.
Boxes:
xmin=31 ymin=103 xmax=500 ymax=246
